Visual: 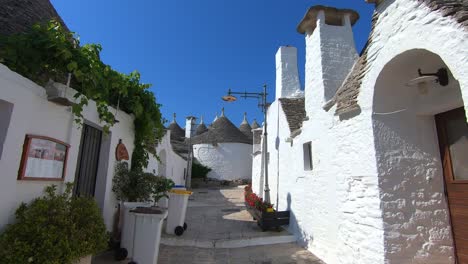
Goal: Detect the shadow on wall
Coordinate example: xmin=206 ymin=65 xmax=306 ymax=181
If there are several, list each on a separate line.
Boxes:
xmin=287 ymin=192 xmax=312 ymax=248
xmin=372 ymin=49 xmax=460 ymax=262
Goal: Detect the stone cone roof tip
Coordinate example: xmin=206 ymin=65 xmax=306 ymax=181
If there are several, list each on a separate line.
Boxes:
xmin=167 ymin=113 xmax=185 ymax=140
xmin=251 ymin=119 xmax=260 ymax=129
xmin=191 ymin=114 xmax=251 ymax=145
xmin=239 ymin=112 xmax=253 ymax=142
xmin=195 ymin=115 xmax=208 ymax=135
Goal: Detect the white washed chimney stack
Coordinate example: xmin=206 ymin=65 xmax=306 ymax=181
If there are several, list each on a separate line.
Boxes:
xmin=297 ymin=6 xmax=359 ymax=115
xmin=185 ymin=116 xmax=197 ymax=138
xmin=275 ymin=46 xmax=301 ymax=99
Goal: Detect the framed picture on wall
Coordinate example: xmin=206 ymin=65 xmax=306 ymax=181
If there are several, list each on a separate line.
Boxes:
xmin=18 ymin=135 xmax=70 ymax=181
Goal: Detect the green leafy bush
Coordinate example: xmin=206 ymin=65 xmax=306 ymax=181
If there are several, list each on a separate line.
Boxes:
xmin=192 ymin=162 xmax=212 ymax=179
xmin=0 ymin=20 xmax=165 ymax=172
xmin=112 ymin=162 xmax=175 ymax=205
xmin=112 ymin=162 xmax=155 ymax=202
xmin=151 ymin=176 xmax=175 ymax=205
xmin=0 ymin=184 xmax=108 ymax=264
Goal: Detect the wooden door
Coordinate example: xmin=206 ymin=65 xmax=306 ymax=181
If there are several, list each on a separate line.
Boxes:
xmin=74 ymin=124 xmax=102 ymax=197
xmin=436 ymin=107 xmax=468 ymax=263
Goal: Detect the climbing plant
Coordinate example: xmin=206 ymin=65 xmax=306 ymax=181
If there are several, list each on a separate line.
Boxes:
xmin=0 ymin=20 xmax=165 ymax=171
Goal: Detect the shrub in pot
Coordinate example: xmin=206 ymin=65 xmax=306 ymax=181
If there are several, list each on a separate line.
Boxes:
xmin=112 ymin=162 xmax=155 ymax=202
xmin=150 ymin=176 xmax=175 ymax=206
xmin=112 ymin=162 xmax=172 ymax=260
xmin=0 ymin=184 xmax=108 ymax=264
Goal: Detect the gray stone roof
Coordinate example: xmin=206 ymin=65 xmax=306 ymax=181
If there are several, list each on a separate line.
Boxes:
xmin=0 ymin=0 xmax=69 ymax=36
xmin=170 ymin=139 xmax=188 ymax=160
xmin=239 ymin=113 xmax=253 ymax=142
xmin=195 ymin=123 xmax=208 ymax=135
xmin=279 ymin=98 xmax=306 ymax=133
xmin=422 ymin=0 xmax=468 ymax=28
xmin=251 ymin=119 xmax=260 ymax=129
xmin=167 ymin=121 xmax=185 ymax=141
xmin=190 ymin=115 xmax=252 ymax=145
xmin=333 ymin=0 xmax=468 ymax=116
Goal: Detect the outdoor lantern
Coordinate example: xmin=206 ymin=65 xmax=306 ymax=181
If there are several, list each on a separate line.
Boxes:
xmin=221 ymin=89 xmax=237 ymax=102
xmin=407 ymin=68 xmax=449 ymax=94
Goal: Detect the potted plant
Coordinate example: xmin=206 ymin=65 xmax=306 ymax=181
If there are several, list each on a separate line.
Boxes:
xmin=0 ymin=184 xmax=108 ymax=264
xmin=111 ymin=161 xmax=158 ymax=260
xmin=244 ymin=185 xmax=290 ymax=231
xmin=150 ymin=176 xmax=175 ymax=207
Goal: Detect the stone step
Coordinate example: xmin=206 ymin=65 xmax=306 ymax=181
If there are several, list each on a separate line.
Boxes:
xmin=160 ymin=234 xmax=296 ymax=249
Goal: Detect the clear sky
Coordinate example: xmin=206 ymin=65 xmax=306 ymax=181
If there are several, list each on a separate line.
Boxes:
xmin=51 ymin=0 xmax=375 ymax=127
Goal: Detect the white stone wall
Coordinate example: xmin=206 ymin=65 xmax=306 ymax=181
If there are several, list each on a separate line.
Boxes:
xmin=0 ymin=63 xmax=138 ymax=231
xmin=251 ymin=153 xmax=263 ymax=195
xmin=252 ymin=1 xmax=467 ymax=263
xmin=147 ymin=131 xmax=187 ymax=186
xmin=359 ymin=1 xmax=467 ymax=262
xmin=276 ymin=46 xmax=301 ymax=98
xmin=193 ymin=143 xmax=252 ymax=181
xmin=305 ymin=10 xmax=358 ymax=114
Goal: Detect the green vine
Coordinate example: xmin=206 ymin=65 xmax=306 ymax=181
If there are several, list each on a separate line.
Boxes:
xmin=0 ymin=20 xmax=165 ymax=171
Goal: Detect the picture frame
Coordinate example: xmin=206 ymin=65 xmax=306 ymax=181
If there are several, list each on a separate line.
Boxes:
xmin=18 ymin=135 xmax=70 ymax=181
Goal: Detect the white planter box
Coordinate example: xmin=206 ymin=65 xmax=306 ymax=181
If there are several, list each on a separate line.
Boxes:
xmin=131 ymin=209 xmax=168 ymax=264
xmin=120 ymin=202 xmax=151 ymax=258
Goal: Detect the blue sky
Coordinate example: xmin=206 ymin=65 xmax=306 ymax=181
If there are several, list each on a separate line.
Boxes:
xmin=51 ymin=1 xmax=375 ymax=126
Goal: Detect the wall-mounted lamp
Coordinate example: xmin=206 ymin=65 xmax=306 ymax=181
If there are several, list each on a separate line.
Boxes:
xmin=406 ymin=68 xmax=449 ymax=94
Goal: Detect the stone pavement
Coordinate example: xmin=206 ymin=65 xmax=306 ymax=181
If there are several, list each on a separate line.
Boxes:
xmin=93 ymin=185 xmax=324 ymax=264
xmin=161 ymin=186 xmax=295 ymax=248
xmin=158 ymin=243 xmax=323 ymax=264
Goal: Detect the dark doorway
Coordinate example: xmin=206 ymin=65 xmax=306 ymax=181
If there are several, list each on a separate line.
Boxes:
xmin=436 ymin=107 xmax=468 ymax=263
xmin=74 ymin=124 xmax=102 ymax=197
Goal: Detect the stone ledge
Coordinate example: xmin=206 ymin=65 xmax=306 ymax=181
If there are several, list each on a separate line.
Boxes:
xmin=161 ymin=235 xmax=296 ymax=249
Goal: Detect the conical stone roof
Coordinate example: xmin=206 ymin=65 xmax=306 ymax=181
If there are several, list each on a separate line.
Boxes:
xmin=239 ymin=113 xmax=253 ymax=142
xmin=251 ymin=119 xmax=260 ymax=129
xmin=195 ymin=116 xmax=208 ymax=135
xmin=167 ymin=114 xmax=185 ymax=141
xmin=191 ymin=110 xmax=251 ymax=145
xmin=0 ymin=0 xmax=69 ymax=36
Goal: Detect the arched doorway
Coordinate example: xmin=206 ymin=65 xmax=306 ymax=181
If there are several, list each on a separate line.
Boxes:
xmin=372 ymin=49 xmax=466 ymax=263
xmin=158 ymin=150 xmax=167 ymax=177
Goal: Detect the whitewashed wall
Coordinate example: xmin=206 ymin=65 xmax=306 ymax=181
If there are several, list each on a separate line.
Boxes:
xmin=147 ymin=131 xmax=187 ymax=186
xmin=357 ymin=1 xmax=467 ymax=262
xmin=252 ymin=1 xmax=467 ymax=263
xmin=193 ymin=143 xmax=252 ymax=181
xmin=0 ymin=63 xmax=136 ymax=232
xmin=251 ymin=153 xmax=263 ymax=195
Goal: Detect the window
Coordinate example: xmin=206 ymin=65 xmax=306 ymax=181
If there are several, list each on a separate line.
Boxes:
xmin=0 ymin=100 xmax=14 ymax=160
xmin=303 ymin=142 xmax=313 ymax=171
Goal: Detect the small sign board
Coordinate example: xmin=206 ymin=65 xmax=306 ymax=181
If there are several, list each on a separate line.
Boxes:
xmin=115 ymin=139 xmax=129 ymax=161
xmin=18 ymin=135 xmax=70 ymax=181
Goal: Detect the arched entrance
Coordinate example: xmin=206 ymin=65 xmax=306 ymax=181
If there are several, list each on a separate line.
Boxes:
xmin=372 ymin=49 xmax=466 ymax=263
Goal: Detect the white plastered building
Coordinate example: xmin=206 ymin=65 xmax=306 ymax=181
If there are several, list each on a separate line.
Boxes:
xmin=0 ymin=0 xmax=164 ymax=232
xmin=146 ymin=115 xmax=188 ymax=186
xmin=252 ymin=2 xmax=468 ymax=264
xmin=190 ymin=111 xmax=254 ymax=181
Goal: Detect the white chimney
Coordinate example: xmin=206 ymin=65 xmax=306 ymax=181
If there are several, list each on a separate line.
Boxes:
xmin=185 ymin=116 xmax=197 ymax=138
xmin=275 ymin=46 xmax=301 ymax=99
xmin=297 ymin=6 xmax=359 ymax=114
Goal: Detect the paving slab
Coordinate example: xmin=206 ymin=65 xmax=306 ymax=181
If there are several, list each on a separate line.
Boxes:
xmin=158 ymin=243 xmax=325 ymax=264
xmin=161 ymin=186 xmax=294 ymax=248
xmin=93 ymin=186 xmax=324 ymax=263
